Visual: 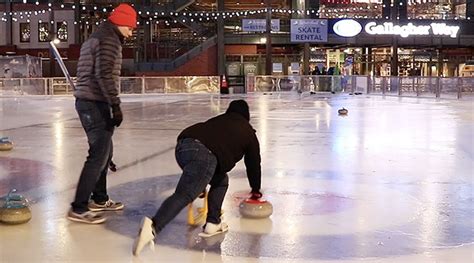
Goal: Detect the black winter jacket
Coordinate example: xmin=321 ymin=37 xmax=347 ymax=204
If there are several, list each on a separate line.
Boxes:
xmin=74 ymin=21 xmax=123 ymax=106
xmin=178 ymin=112 xmax=261 ymax=191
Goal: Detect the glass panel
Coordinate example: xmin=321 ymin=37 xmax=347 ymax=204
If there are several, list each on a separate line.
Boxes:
xmin=120 ymin=78 xmax=143 ymax=94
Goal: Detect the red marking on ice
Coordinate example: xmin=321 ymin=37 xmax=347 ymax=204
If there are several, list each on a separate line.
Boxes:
xmin=231 ymin=190 xmax=354 ymax=215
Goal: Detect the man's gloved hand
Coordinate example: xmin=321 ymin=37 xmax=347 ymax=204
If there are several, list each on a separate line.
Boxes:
xmin=250 ymin=189 xmax=263 ymax=200
xmin=111 ymin=105 xmax=123 ymax=127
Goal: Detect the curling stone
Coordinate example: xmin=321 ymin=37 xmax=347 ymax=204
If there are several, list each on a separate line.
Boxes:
xmin=239 ymin=198 xmax=273 ymax=219
xmin=0 ymin=189 xmax=32 ymax=225
xmin=338 ymin=108 xmax=348 ymax=115
xmin=0 ymin=137 xmax=13 ymax=151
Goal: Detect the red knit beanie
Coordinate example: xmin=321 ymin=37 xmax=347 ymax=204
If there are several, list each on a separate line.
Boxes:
xmin=109 ymin=3 xmax=137 ymax=28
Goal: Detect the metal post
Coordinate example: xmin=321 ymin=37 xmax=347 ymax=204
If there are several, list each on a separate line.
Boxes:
xmin=366 ymin=76 xmax=371 ymax=94
xmin=352 ymin=76 xmax=356 ymax=94
xmin=50 ymin=78 xmax=54 ymax=95
xmin=457 ymin=77 xmax=462 ymax=99
xmin=217 ymin=0 xmax=225 ymax=76
xmin=303 ymin=44 xmax=310 ymax=76
xmin=49 ymin=1 xmax=56 ymax=77
xmin=391 ymin=38 xmax=398 ymax=77
xmin=398 ymin=77 xmax=402 ymax=96
xmin=6 ymin=1 xmax=12 ymax=46
xmin=74 ymin=0 xmax=81 ymax=44
xmin=44 ymin=79 xmax=48 ymax=95
xmin=416 ymin=77 xmax=420 ymax=96
xmin=382 ymin=77 xmax=386 ymax=94
xmin=436 ymin=77 xmax=441 ymax=98
xmin=141 ymin=76 xmax=145 ymax=94
xmin=265 ymin=0 xmax=272 ymax=75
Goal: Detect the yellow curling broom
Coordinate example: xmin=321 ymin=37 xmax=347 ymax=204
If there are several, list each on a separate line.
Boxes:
xmin=187 ymin=191 xmax=208 ymax=226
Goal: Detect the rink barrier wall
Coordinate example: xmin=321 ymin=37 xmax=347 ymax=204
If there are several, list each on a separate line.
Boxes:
xmin=0 ymin=75 xmax=472 ymax=100
xmin=248 ymin=75 xmax=474 ymax=99
xmin=0 ymin=76 xmax=220 ymax=96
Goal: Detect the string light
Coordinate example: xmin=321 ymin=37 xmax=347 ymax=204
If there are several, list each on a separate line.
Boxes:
xmin=0 ymin=2 xmax=467 ymax=25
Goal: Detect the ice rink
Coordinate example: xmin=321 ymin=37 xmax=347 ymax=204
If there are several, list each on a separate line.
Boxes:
xmin=0 ymin=93 xmax=473 ymax=262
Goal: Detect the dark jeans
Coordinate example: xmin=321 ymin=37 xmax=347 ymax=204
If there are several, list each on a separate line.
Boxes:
xmin=71 ymin=99 xmax=114 ymax=213
xmin=152 ymin=138 xmax=228 ymax=232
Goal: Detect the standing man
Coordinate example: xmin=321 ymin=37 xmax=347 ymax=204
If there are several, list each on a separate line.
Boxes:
xmin=67 ymin=3 xmax=137 ymax=224
xmin=133 ymin=100 xmax=263 ymax=256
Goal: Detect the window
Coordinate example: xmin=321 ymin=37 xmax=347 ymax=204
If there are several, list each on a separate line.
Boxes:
xmin=20 ymin=23 xmax=30 ymax=43
xmin=38 ymin=22 xmax=50 ymax=42
xmin=57 ymin=21 xmax=68 ymax=42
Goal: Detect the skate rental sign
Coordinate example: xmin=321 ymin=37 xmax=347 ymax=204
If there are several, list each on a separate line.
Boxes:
xmin=333 ymin=19 xmax=460 ymax=38
xmin=290 ymin=19 xmax=328 ymax=42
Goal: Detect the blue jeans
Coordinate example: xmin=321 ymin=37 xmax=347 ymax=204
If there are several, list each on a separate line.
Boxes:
xmin=152 ymin=138 xmax=228 ymax=232
xmin=71 ymin=99 xmax=114 ymax=213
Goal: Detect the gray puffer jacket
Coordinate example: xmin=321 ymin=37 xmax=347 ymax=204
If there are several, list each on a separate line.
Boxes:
xmin=74 ymin=21 xmax=123 ymax=106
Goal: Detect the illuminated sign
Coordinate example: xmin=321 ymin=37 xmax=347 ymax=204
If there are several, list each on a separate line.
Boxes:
xmin=333 ymin=19 xmax=362 ymax=37
xmin=332 ymin=20 xmax=460 ymax=38
xmin=291 ymin=19 xmax=328 ymax=42
xmin=242 ymin=19 xmax=280 ymax=32
xmin=365 ymin=22 xmax=460 ymax=38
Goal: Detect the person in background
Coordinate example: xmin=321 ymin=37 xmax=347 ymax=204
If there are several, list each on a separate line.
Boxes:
xmin=312 ymin=66 xmax=321 ymax=75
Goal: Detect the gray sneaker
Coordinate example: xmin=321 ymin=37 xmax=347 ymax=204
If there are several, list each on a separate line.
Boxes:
xmin=88 ymin=199 xmax=124 ymax=212
xmin=67 ymin=209 xmax=106 ymax=224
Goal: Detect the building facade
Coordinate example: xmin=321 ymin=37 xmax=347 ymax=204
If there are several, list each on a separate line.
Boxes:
xmin=0 ymin=0 xmax=473 ymax=78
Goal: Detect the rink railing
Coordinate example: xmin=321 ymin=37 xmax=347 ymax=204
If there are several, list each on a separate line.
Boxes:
xmin=0 ymin=76 xmax=220 ymax=96
xmin=248 ymin=75 xmax=474 ymax=99
xmin=0 ymin=75 xmax=473 ymax=100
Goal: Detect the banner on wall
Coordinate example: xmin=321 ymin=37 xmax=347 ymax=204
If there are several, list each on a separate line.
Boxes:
xmin=290 ymin=62 xmax=300 ymax=73
xmin=242 ymin=19 xmax=280 ymax=32
xmin=226 ymin=63 xmax=241 ymax=76
xmin=272 ymin=63 xmax=283 ymax=73
xmin=243 ymin=63 xmax=257 ymax=75
xmin=290 ymin=19 xmax=328 ymax=42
